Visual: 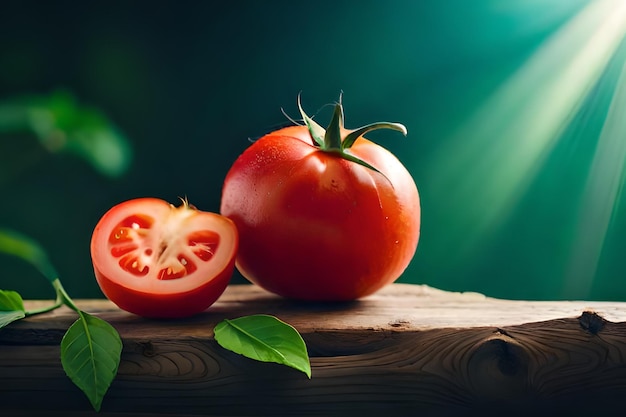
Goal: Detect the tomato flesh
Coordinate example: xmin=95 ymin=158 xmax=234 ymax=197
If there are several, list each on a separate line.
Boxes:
xmin=91 ymin=198 xmax=238 ymax=318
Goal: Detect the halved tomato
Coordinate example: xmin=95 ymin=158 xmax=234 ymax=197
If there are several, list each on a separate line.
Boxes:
xmin=90 ymin=198 xmax=238 ymax=318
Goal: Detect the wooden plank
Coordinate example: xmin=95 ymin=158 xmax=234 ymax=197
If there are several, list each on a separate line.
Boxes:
xmin=2 ymin=284 xmax=626 ymax=416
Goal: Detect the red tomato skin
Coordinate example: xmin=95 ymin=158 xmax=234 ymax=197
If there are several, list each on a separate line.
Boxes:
xmin=93 ymin=261 xmax=234 ymax=318
xmin=91 ymin=198 xmax=238 ymax=318
xmin=220 ymin=126 xmax=420 ymax=301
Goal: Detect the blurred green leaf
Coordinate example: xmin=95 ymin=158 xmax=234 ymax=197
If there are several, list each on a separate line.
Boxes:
xmin=0 ymin=310 xmax=25 ymax=329
xmin=0 ymin=228 xmax=59 ymax=283
xmin=0 ymin=289 xmax=26 ymax=329
xmin=0 ymin=289 xmax=25 ymax=311
xmin=0 ymin=89 xmax=132 ymax=178
xmin=0 ymin=290 xmax=26 ymax=329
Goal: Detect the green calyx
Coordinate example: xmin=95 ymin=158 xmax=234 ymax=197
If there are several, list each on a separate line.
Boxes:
xmin=298 ymin=95 xmax=407 ymax=175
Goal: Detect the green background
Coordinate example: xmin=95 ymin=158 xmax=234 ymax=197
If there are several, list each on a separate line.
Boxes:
xmin=1 ymin=0 xmax=625 ymax=301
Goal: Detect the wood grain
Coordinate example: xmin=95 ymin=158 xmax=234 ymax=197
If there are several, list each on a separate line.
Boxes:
xmin=2 ymin=284 xmax=626 ymax=416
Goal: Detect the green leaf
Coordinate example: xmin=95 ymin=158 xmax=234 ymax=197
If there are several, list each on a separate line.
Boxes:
xmin=0 ymin=290 xmax=26 ymax=328
xmin=61 ymin=311 xmax=122 ymax=412
xmin=214 ymin=314 xmax=311 ymax=378
xmin=0 ymin=228 xmax=59 ymax=283
xmin=0 ymin=289 xmax=25 ymax=311
xmin=0 ymin=310 xmax=26 ymax=329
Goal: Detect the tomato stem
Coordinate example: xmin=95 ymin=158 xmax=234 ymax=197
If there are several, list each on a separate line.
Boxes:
xmin=297 ymin=95 xmax=408 ymax=175
xmin=342 ymin=121 xmax=407 ymax=149
xmin=298 ymin=94 xmax=325 ymax=148
xmin=324 ymin=103 xmax=345 ymax=150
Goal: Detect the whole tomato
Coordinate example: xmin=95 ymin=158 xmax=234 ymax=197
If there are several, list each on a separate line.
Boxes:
xmin=220 ymin=97 xmax=420 ymax=301
xmin=90 ymin=198 xmax=238 ymax=318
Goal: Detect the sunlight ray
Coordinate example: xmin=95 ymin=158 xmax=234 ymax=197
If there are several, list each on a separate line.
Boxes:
xmin=427 ymin=0 xmax=626 ymax=260
xmin=565 ymin=61 xmax=626 ymax=296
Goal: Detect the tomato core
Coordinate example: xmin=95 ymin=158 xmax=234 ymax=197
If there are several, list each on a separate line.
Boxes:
xmin=107 ymin=213 xmax=222 ymax=281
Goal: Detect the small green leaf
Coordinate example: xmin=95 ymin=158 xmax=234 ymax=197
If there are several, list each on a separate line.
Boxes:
xmin=0 ymin=290 xmax=26 ymax=328
xmin=0 ymin=228 xmax=59 ymax=282
xmin=214 ymin=314 xmax=311 ymax=378
xmin=0 ymin=310 xmax=26 ymax=329
xmin=0 ymin=289 xmax=25 ymax=311
xmin=61 ymin=311 xmax=122 ymax=412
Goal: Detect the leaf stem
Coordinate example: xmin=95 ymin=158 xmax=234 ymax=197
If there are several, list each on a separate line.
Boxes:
xmin=24 ymin=296 xmax=63 ymax=317
xmin=298 ymin=95 xmax=407 ymax=179
xmin=23 ymin=278 xmax=79 ymax=316
xmin=52 ymin=278 xmax=81 ymax=312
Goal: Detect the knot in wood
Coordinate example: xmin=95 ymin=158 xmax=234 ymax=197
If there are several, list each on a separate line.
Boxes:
xmin=466 ymin=331 xmax=529 ymax=401
xmin=578 ymin=310 xmax=606 ymax=335
xmin=139 ymin=341 xmax=156 ymax=357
